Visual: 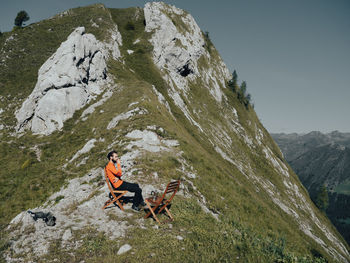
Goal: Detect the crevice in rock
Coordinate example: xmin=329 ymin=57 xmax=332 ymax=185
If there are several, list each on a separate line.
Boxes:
xmin=177 ymin=62 xmax=194 ymax=77
xmin=76 ymin=50 xmax=99 ymax=69
xmin=43 ymin=83 xmax=76 ymax=95
xmin=17 ymin=112 xmax=34 ymax=131
xmin=84 ymin=64 xmax=91 ymax=84
xmin=43 ymin=85 xmax=55 ymax=95
xmin=60 ymin=83 xmax=76 ymax=89
xmin=82 ymin=50 xmax=101 ymax=84
xmin=36 ymin=114 xmax=48 ymax=129
xmin=76 ymin=57 xmax=85 ymax=67
xmin=89 ymin=50 xmax=99 ymax=64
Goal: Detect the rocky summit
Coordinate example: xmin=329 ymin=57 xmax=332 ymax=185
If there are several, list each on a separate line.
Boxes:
xmin=0 ymin=2 xmax=349 ymax=262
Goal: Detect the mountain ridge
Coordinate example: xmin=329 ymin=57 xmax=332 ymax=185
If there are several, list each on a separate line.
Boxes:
xmin=271 ymin=131 xmax=350 ymax=191
xmin=0 ymin=3 xmax=349 ymax=262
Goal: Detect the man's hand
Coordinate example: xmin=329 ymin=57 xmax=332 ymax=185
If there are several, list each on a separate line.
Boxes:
xmin=117 ymin=158 xmax=121 ymax=165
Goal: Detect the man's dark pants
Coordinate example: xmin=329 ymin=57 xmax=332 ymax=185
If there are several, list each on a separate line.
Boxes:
xmin=116 ymin=182 xmax=144 ymax=207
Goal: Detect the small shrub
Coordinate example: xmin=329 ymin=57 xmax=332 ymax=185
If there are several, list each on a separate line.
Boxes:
xmin=125 ymin=21 xmax=135 ymax=30
xmin=227 ymin=70 xmax=238 ymax=93
xmin=227 ymin=71 xmax=252 ymax=109
xmin=203 ymin=31 xmax=213 ymax=53
xmin=314 ymin=185 xmax=329 ymax=212
xmin=14 ymin=10 xmax=30 ymax=27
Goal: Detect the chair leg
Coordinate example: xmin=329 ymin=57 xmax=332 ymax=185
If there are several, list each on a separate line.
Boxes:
xmin=115 ymin=199 xmax=124 ymax=211
xmin=158 ymin=203 xmax=174 ymax=221
xmin=102 ymin=199 xmax=115 ymax=210
xmin=144 ymin=201 xmax=161 ymax=224
xmin=102 ymin=195 xmax=125 ymax=211
xmin=164 ymin=206 xmax=174 ymax=221
xmin=158 ymin=202 xmax=168 ymax=214
xmin=144 ymin=202 xmax=154 ymax=219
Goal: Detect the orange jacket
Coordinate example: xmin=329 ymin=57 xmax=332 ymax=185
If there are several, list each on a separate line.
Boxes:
xmin=105 ymin=161 xmax=123 ymax=188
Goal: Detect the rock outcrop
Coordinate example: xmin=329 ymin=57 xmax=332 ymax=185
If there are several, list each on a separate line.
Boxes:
xmin=7 ymin=168 xmax=131 ymax=257
xmin=15 ymin=26 xmax=122 ymax=135
xmin=144 ymin=2 xmax=230 ymax=132
xmin=6 ymin=126 xmax=180 ymax=260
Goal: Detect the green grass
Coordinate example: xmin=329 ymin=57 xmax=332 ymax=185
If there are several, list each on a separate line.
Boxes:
xmin=36 ymin=198 xmax=327 ymax=263
xmin=0 ymin=3 xmax=348 ymax=263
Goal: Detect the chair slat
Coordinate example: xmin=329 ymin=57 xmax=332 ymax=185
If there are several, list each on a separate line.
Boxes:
xmin=166 ymin=184 xmax=179 ymax=192
xmin=167 ymin=182 xmax=180 ymax=188
xmin=167 ymin=185 xmax=178 ymax=190
xmin=166 ymin=188 xmax=178 ymax=193
xmin=166 ymin=186 xmax=178 ymax=190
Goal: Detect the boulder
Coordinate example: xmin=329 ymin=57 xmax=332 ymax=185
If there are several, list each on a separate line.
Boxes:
xmin=16 ymin=26 xmax=121 ymax=135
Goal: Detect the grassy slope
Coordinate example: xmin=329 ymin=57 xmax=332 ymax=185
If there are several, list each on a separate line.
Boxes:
xmin=0 ymin=4 xmax=349 ymax=263
xmin=0 ymin=3 xmax=127 ymax=256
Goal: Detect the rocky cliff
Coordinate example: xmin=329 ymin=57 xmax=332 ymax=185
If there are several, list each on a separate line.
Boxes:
xmin=0 ymin=3 xmax=349 ymax=262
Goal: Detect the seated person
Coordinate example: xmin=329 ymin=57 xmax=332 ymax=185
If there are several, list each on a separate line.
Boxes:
xmin=105 ymin=150 xmax=145 ymax=211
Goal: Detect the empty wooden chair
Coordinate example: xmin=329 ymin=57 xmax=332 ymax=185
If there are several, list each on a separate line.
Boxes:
xmin=144 ymin=180 xmax=180 ymax=223
xmin=102 ymin=167 xmax=128 ymax=211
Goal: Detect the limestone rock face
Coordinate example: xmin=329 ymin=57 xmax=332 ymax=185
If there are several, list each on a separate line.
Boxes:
xmin=15 ymin=26 xmax=121 ymax=135
xmin=144 ymin=2 xmax=203 ymax=80
xmin=144 ymin=2 xmax=230 ymax=103
xmin=144 ymin=2 xmax=230 ymax=135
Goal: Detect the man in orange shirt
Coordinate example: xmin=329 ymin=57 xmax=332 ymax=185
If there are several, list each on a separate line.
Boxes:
xmin=106 ymin=150 xmax=145 ymax=211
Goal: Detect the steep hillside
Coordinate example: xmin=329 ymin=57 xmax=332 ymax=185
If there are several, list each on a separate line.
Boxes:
xmin=272 ymin=131 xmax=350 ymax=245
xmin=1 ymin=3 xmax=349 ymax=262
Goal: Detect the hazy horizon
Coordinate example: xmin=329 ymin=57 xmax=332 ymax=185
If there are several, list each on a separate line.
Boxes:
xmin=1 ymin=0 xmax=349 ymax=134
xmin=270 ymin=130 xmax=350 ymax=135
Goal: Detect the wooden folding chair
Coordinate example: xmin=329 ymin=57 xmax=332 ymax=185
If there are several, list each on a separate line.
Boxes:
xmin=144 ymin=180 xmax=180 ymax=223
xmin=102 ymin=167 xmax=128 ymax=211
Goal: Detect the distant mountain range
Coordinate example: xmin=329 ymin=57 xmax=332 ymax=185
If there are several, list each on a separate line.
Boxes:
xmin=271 ymin=131 xmax=350 ymax=245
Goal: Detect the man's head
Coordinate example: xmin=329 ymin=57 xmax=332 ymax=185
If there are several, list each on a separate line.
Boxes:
xmin=107 ymin=150 xmax=119 ymax=163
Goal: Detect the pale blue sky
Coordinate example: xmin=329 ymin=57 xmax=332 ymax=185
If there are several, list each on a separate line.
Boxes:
xmin=1 ymin=0 xmax=349 ymax=133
